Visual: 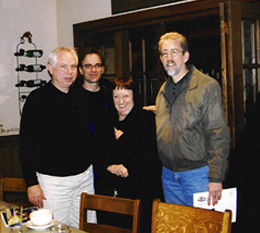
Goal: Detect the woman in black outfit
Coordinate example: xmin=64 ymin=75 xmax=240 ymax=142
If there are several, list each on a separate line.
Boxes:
xmin=97 ymin=77 xmax=163 ymax=233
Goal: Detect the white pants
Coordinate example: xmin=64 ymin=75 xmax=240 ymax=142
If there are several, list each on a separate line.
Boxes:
xmin=37 ymin=165 xmax=96 ymax=228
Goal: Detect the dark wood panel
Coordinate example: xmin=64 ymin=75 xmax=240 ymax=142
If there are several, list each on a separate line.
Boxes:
xmin=74 ymin=0 xmax=222 ymax=37
xmin=112 ymin=0 xmax=183 ymax=14
xmin=0 ymin=135 xmax=22 ymax=178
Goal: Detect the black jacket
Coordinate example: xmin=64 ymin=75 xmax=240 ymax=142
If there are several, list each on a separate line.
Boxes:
xmin=96 ymin=105 xmax=163 ymax=233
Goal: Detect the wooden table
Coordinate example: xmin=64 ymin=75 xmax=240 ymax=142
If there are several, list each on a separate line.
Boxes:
xmin=0 ymin=218 xmax=87 ymax=233
xmin=0 ymin=202 xmax=86 ymax=233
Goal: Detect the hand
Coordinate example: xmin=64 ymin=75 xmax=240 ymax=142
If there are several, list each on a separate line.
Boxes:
xmin=107 ymin=164 xmax=129 ymax=177
xmin=27 ymin=184 xmax=46 ymax=208
xmin=143 ymin=105 xmax=156 ymax=114
xmin=208 ymin=182 xmax=222 ymax=206
xmin=114 ymin=127 xmax=124 ymax=140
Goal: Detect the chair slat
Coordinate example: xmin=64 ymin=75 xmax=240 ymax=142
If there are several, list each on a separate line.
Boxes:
xmin=80 ymin=193 xmax=140 ymax=233
xmin=0 ymin=177 xmax=29 ymax=206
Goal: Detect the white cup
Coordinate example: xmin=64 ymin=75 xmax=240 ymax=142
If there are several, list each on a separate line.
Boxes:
xmin=29 ymin=209 xmax=53 ymax=226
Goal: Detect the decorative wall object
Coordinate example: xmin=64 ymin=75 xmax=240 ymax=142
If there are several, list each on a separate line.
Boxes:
xmin=14 ymin=32 xmax=46 ymax=115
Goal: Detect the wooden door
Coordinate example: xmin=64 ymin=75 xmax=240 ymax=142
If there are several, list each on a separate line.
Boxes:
xmin=220 ymin=1 xmax=260 ymax=148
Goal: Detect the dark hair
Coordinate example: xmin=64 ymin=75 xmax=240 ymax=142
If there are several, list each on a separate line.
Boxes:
xmin=78 ymin=49 xmax=104 ymax=68
xmin=113 ymin=77 xmax=135 ymax=89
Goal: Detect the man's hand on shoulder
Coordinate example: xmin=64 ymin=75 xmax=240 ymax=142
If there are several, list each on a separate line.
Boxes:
xmin=143 ymin=105 xmax=156 ymax=114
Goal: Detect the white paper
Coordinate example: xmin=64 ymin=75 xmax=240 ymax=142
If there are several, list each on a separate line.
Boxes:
xmin=193 ymin=187 xmax=237 ymax=223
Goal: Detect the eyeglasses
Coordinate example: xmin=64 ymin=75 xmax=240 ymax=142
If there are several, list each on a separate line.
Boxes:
xmin=161 ymin=49 xmax=184 ymax=58
xmin=83 ymin=63 xmax=103 ymax=70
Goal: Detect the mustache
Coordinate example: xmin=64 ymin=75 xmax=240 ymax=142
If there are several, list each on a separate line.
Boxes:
xmin=166 ymin=60 xmax=176 ymax=66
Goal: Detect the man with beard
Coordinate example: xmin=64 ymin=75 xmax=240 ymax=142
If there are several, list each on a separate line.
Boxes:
xmin=155 ymin=32 xmax=230 ymax=207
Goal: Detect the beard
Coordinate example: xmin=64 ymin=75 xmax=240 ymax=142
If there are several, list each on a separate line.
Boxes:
xmin=164 ymin=60 xmax=182 ymax=77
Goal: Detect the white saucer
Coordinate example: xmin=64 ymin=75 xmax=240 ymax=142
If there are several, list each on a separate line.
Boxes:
xmin=25 ymin=219 xmax=55 ymax=229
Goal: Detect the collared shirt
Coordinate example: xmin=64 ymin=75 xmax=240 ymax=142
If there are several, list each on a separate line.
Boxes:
xmin=164 ymin=67 xmax=192 ymax=106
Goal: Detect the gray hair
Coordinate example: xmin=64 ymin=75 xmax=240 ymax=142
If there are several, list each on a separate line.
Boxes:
xmin=47 ymin=47 xmax=78 ymax=66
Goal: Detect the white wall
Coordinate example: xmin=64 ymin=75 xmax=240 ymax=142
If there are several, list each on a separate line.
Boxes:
xmin=0 ymin=0 xmax=58 ymax=136
xmin=57 ymin=0 xmax=112 ymax=47
xmin=0 ymin=0 xmax=112 ymax=136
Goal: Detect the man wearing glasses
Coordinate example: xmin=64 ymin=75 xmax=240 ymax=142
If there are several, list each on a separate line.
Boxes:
xmin=155 ymin=32 xmax=230 ymax=207
xmin=76 ymin=50 xmax=113 ymax=194
xmin=79 ymin=51 xmax=105 ymax=92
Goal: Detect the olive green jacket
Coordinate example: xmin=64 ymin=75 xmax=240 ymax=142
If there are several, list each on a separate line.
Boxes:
xmin=156 ymin=65 xmax=230 ymax=182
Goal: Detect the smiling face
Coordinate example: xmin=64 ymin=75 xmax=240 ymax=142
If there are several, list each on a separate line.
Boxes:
xmin=47 ymin=51 xmax=77 ymax=93
xmin=113 ymin=88 xmax=134 ymax=121
xmin=79 ymin=53 xmax=104 ymax=85
xmin=160 ymin=38 xmax=189 ymax=83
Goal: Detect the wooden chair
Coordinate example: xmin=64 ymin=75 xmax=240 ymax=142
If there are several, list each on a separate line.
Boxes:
xmin=80 ymin=193 xmax=141 ymax=233
xmin=0 ymin=177 xmax=29 ymax=206
xmin=151 ymin=199 xmax=232 ymax=233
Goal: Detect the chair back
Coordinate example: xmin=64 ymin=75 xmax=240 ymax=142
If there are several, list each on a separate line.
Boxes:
xmin=0 ymin=177 xmax=28 ymax=206
xmin=151 ymin=199 xmax=232 ymax=233
xmin=80 ymin=193 xmax=140 ymax=233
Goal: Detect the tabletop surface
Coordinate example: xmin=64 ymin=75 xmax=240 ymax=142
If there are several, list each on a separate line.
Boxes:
xmin=0 ymin=201 xmax=86 ymax=233
xmin=1 ymin=218 xmax=87 ymax=233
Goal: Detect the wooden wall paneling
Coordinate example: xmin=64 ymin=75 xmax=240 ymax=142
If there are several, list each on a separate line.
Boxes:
xmin=241 ymin=1 xmax=260 ymax=97
xmin=73 ymin=0 xmax=222 ymax=37
xmin=219 ymin=2 xmax=229 ymax=124
xmin=0 ymin=136 xmax=22 ymax=178
xmin=226 ymin=1 xmax=244 ymax=148
xmin=141 ymin=38 xmax=147 ymax=105
xmin=114 ymin=31 xmax=130 ymax=79
xmin=111 ymin=0 xmax=181 ymax=14
xmin=155 ymin=24 xmax=167 ymax=88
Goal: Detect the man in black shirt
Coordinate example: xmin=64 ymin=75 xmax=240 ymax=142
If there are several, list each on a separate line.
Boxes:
xmin=76 ymin=50 xmax=114 ymax=192
xmin=19 ymin=47 xmax=96 ymax=228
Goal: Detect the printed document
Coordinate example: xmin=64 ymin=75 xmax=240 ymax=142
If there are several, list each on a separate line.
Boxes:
xmin=193 ymin=187 xmax=237 ymax=222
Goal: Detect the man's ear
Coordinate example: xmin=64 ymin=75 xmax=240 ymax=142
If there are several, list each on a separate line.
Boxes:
xmin=101 ymin=65 xmax=105 ymax=74
xmin=184 ymin=51 xmax=190 ymax=63
xmin=79 ymin=66 xmax=83 ymax=75
xmin=47 ymin=64 xmax=53 ymax=75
